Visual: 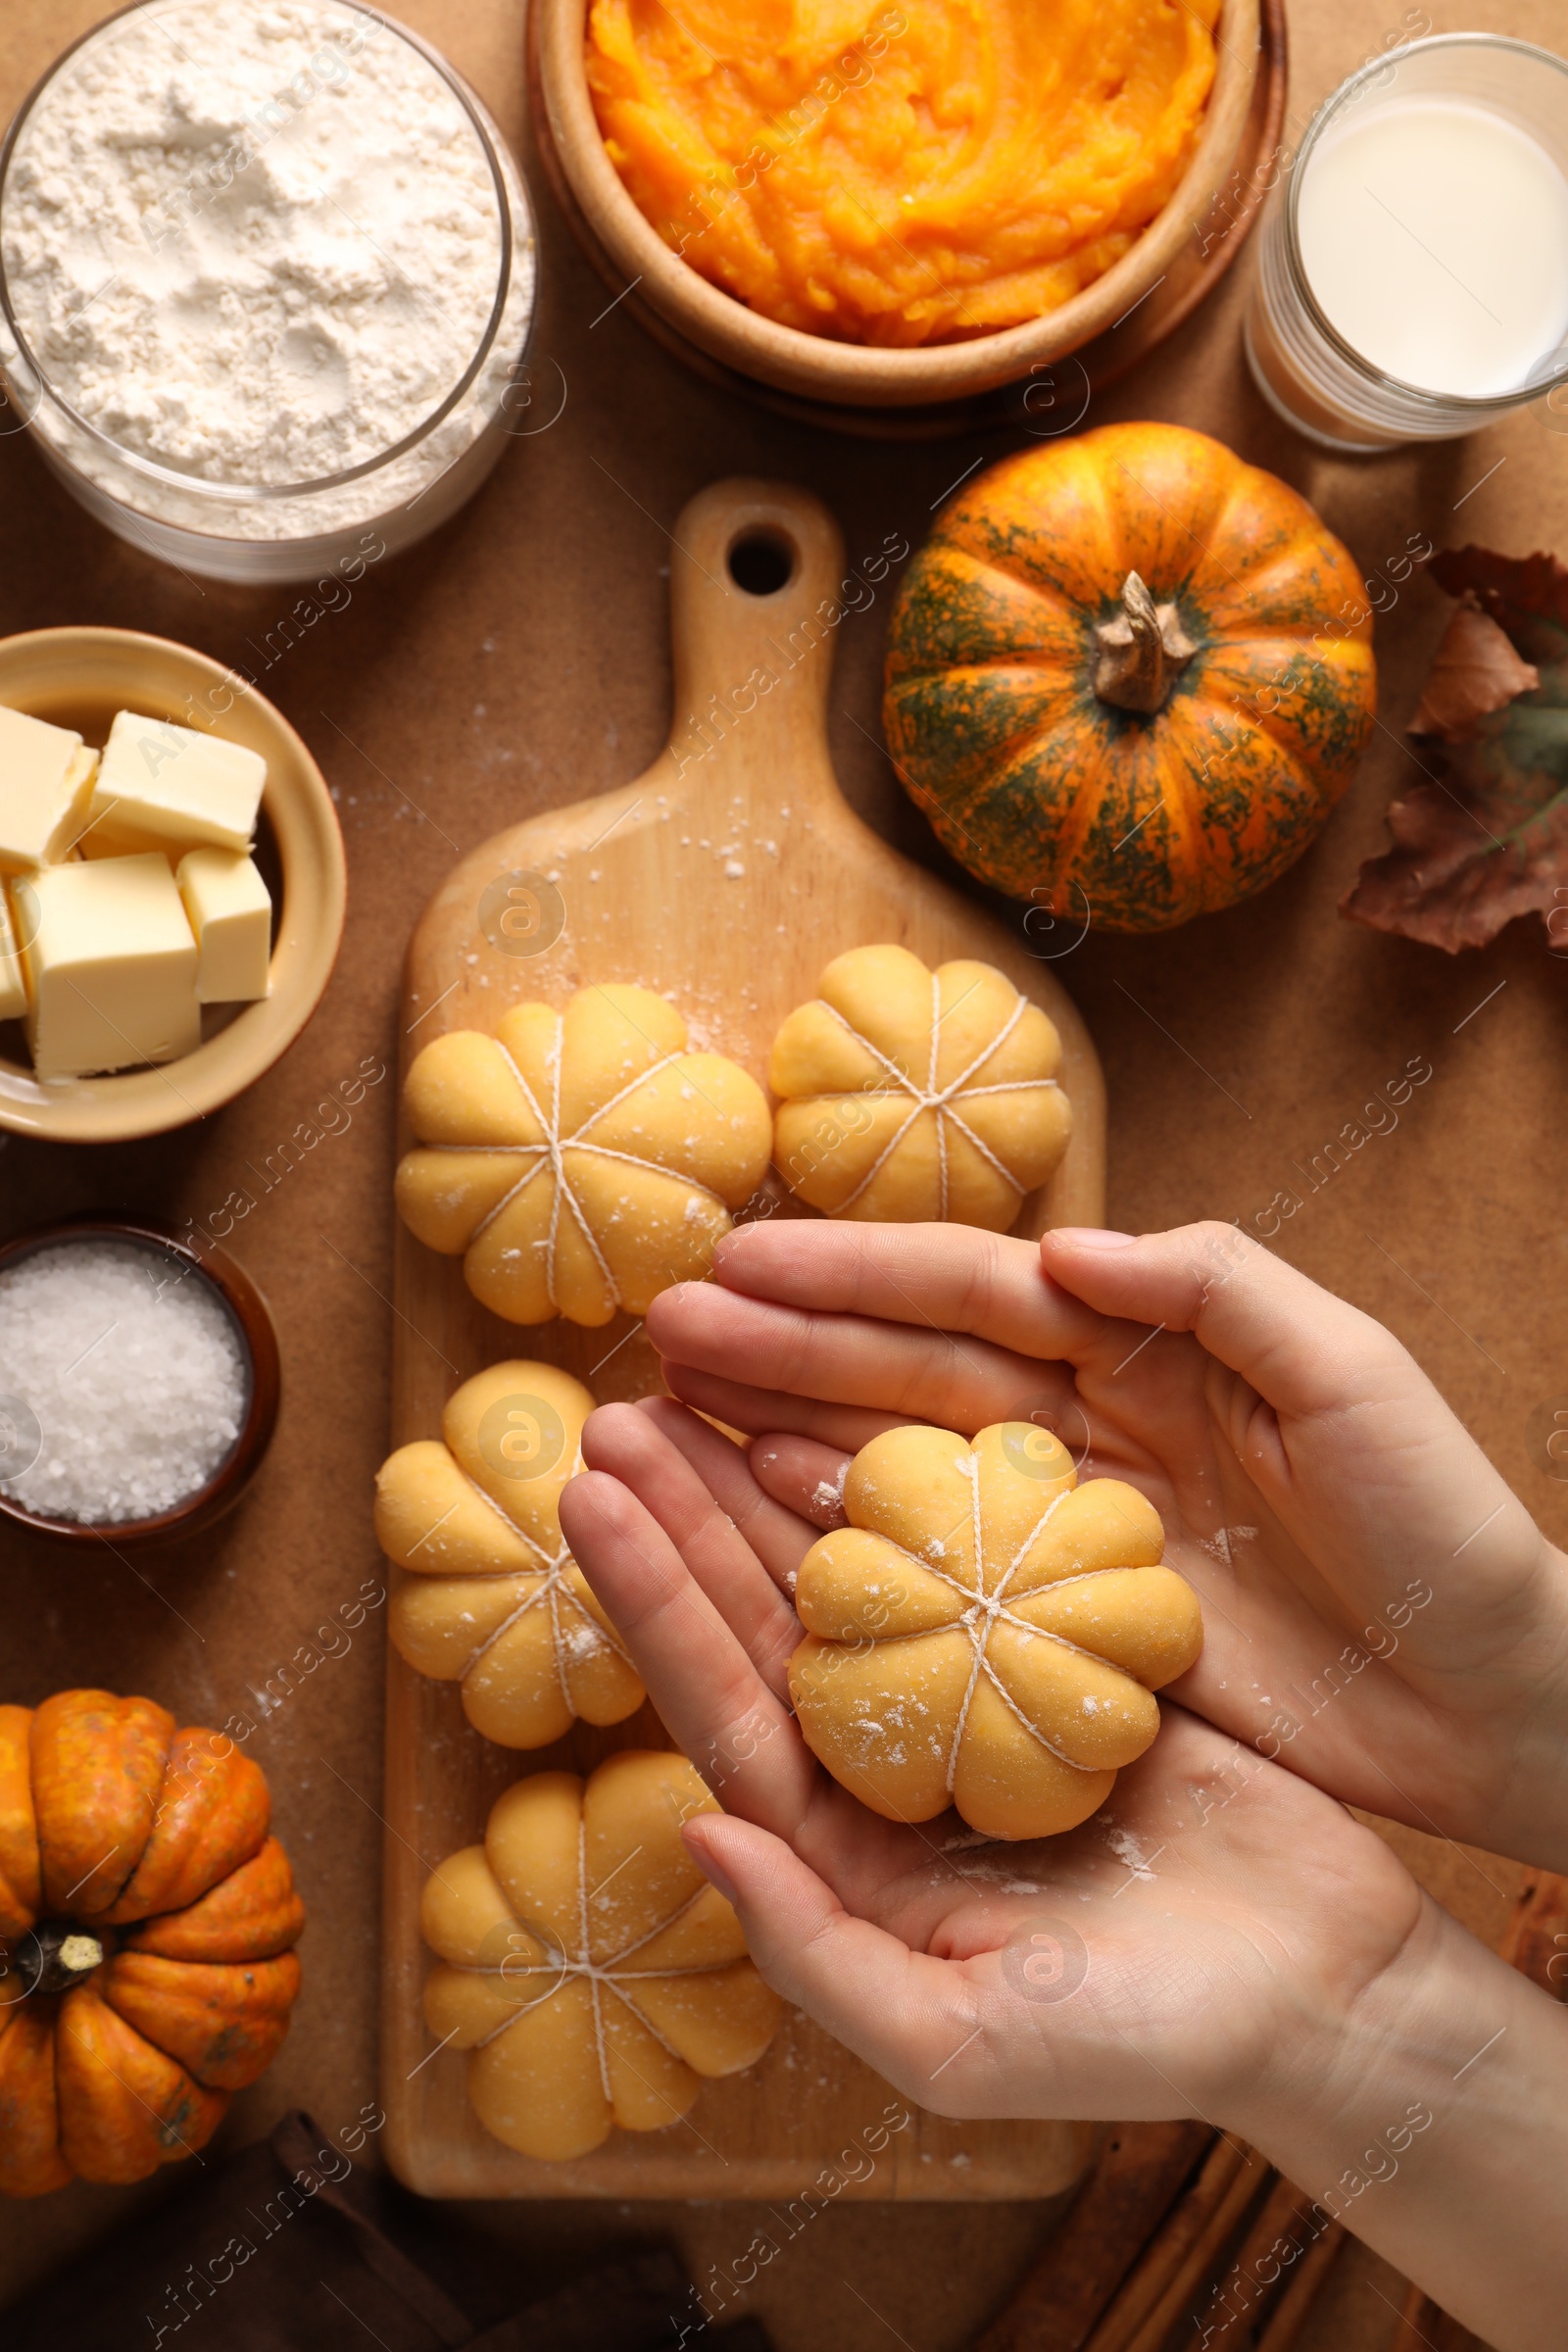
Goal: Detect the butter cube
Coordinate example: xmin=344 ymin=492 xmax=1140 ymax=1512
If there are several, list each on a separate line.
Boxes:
xmin=0 ymin=705 xmax=99 ymax=873
xmin=14 ymin=856 xmax=201 ymax=1078
xmin=0 ymin=887 xmax=26 ymax=1021
xmin=76 ymin=816 xmax=178 ymax=865
xmin=88 ymin=710 xmax=265 ymax=855
xmin=177 ymin=848 xmax=272 ymax=1003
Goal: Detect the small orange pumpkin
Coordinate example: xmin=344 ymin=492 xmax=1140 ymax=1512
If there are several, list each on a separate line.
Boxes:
xmin=883 ymin=423 xmax=1377 ymax=932
xmin=0 ymin=1690 xmax=305 ymax=2197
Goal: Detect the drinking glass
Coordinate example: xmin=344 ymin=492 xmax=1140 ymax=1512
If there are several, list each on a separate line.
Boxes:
xmin=1246 ymin=33 xmax=1568 ymax=451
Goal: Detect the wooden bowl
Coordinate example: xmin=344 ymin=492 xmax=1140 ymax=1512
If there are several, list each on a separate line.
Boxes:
xmin=0 ymin=1216 xmax=281 ymax=1546
xmin=534 ymin=0 xmax=1264 ymax=416
xmin=0 ymin=626 xmax=345 ymax=1143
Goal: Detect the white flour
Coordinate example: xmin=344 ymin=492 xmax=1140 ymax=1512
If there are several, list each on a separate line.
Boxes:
xmin=0 ymin=0 xmax=533 ymax=539
xmin=5 ymin=0 xmax=500 ymax=483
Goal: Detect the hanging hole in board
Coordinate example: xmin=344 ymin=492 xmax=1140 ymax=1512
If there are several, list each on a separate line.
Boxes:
xmin=727 ymin=528 xmax=796 ymax=597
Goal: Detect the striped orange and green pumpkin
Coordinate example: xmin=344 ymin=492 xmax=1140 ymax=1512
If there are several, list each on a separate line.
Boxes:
xmin=883 ymin=424 xmax=1377 ymax=933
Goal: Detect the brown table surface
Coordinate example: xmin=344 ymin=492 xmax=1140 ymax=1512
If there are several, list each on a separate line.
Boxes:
xmin=2 ymin=0 xmax=1565 ymax=2344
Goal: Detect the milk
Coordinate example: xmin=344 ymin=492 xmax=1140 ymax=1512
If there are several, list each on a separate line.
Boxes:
xmin=1297 ymin=96 xmax=1568 ymax=398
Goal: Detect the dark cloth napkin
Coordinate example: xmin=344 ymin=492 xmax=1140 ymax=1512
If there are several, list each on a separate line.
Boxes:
xmin=2 ymin=2111 xmax=769 ymax=2352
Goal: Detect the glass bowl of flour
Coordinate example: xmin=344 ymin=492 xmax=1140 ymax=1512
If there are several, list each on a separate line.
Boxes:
xmin=0 ymin=0 xmax=536 ymax=584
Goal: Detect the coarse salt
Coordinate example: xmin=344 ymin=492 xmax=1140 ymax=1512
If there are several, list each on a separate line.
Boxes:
xmin=0 ymin=1240 xmax=248 ymax=1523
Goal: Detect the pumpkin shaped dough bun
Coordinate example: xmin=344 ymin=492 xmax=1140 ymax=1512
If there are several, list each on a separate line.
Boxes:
xmin=789 ymin=1423 xmax=1203 ymax=1839
xmin=769 ymin=944 xmax=1070 ymax=1227
xmin=420 ymin=1752 xmax=781 ymax=2162
xmin=377 ymin=1361 xmax=644 ymax=1749
xmin=396 ymin=984 xmax=771 ymax=1327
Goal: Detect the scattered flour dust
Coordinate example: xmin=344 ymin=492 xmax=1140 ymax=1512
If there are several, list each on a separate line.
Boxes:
xmin=0 ymin=0 xmax=531 ymax=528
xmin=1196 ymin=1525 xmax=1259 ymax=1566
xmin=0 ymin=1240 xmax=248 ymax=1523
xmin=1105 ymin=1826 xmax=1158 ymax=1882
xmin=560 ymin=1616 xmax=605 ymax=1661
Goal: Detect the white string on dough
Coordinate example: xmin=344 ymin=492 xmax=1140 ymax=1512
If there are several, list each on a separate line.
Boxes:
xmin=450 ymin=1460 xmax=636 ymax=1709
xmin=416 ymin=1019 xmax=730 ymax=1312
xmin=815 ymin=976 xmax=1053 ymax=1217
xmin=837 ymin=1465 xmax=1125 ymax=1793
xmin=466 ymin=1853 xmax=729 ymax=2107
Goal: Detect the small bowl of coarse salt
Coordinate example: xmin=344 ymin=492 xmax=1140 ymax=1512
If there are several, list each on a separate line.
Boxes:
xmin=0 ymin=1217 xmax=280 ymax=1544
xmin=0 ymin=0 xmax=537 ymax=586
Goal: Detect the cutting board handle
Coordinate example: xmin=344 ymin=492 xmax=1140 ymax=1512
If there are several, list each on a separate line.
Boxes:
xmin=666 ymin=477 xmax=851 ymax=794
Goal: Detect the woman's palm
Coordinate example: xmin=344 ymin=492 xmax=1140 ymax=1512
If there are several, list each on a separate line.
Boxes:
xmin=560 ymin=1393 xmax=1428 ymax=2127
xmin=643 ymin=1218 xmax=1567 ymax=1861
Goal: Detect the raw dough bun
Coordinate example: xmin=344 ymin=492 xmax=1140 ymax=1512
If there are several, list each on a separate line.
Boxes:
xmin=789 ymin=1422 xmax=1202 ymax=1839
xmin=377 ymin=1361 xmax=643 ymax=1748
xmin=420 ymin=1751 xmax=781 ymax=2162
xmin=396 ymin=985 xmax=771 ymax=1326
xmin=769 ymin=945 xmax=1071 ymax=1227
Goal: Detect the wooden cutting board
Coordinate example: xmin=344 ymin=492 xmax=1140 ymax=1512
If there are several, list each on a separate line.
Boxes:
xmin=382 ymin=476 xmax=1105 ymax=2198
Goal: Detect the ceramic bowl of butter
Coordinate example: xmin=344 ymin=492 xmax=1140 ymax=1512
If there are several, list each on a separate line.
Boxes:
xmin=532 ymin=0 xmax=1263 ymax=425
xmin=0 ymin=626 xmax=345 ymax=1144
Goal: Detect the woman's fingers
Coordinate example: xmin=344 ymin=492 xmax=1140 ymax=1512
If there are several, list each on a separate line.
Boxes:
xmin=559 ymin=1468 xmax=816 ymax=1832
xmin=1043 ymin=1222 xmax=1413 ymax=1424
xmin=1045 ymin=1222 xmax=1539 ymax=1621
xmin=649 ymin=1278 xmax=1078 ymax=1433
xmin=662 ymin=1363 xmax=910 ymax=1453
xmin=710 ymin=1220 xmax=1106 ymax=1362
xmin=682 ymin=1812 xmax=997 ymax=2109
xmin=749 ymin=1435 xmax=853 ymax=1530
xmin=682 ymin=1810 xmax=1195 ymax=2126
xmin=634 ymin=1396 xmax=824 ymax=1591
xmin=563 ymin=1438 xmax=934 ymax=1910
xmin=577 ymin=1405 xmax=800 ymax=1689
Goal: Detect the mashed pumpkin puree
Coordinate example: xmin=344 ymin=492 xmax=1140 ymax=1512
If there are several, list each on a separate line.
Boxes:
xmin=585 ymin=0 xmax=1219 ymax=345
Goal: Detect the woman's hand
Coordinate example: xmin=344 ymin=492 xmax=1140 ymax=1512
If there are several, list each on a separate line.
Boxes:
xmin=637 ymin=1217 xmax=1568 ymax=1871
xmin=559 ymin=1395 xmax=1423 ymax=2125
xmin=559 ymin=1396 xmax=1568 ymax=2352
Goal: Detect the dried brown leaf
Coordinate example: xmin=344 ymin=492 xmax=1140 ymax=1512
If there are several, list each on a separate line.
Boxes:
xmin=1343 ymin=547 xmax=1568 ymax=953
xmin=1407 ymin=596 xmax=1539 ymax=741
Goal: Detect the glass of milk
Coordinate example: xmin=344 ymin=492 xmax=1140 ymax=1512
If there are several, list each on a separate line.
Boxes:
xmin=1247 ymin=33 xmax=1568 ymax=449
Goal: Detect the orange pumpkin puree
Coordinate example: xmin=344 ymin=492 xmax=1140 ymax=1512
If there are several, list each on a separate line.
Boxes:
xmin=585 ymin=0 xmax=1219 ymax=345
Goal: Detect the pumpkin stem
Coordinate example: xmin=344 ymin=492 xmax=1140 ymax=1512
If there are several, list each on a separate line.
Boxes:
xmin=1094 ymin=572 xmax=1198 ymax=714
xmin=13 ymin=1920 xmax=107 ymax=1996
